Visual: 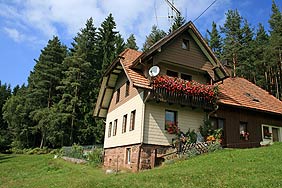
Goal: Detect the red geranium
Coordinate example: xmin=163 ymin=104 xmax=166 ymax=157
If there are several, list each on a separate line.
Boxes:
xmin=152 ymin=75 xmax=218 ymax=103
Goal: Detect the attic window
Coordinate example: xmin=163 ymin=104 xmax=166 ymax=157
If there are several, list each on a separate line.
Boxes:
xmin=245 ymin=92 xmax=260 ymax=103
xmin=182 ymin=39 xmax=190 ymax=50
xmin=181 ymin=73 xmax=192 ymax=81
xmin=167 ymin=70 xmax=178 ymax=77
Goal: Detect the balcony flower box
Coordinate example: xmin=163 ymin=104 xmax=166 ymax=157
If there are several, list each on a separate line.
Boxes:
xmin=151 ymin=75 xmax=218 ymax=109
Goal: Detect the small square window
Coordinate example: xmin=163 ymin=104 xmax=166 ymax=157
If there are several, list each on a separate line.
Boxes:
xmin=182 ymin=39 xmax=190 ymax=50
xmin=167 ymin=70 xmax=178 ymax=77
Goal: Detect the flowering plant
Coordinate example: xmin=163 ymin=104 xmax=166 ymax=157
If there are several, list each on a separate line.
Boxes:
xmin=165 ymin=122 xmax=179 ymax=134
xmin=240 ymin=131 xmax=250 ymax=140
xmin=152 ymin=75 xmax=218 ymax=103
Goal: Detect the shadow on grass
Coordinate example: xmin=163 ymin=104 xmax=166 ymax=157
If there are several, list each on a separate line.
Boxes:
xmin=0 ymin=154 xmax=14 ymax=164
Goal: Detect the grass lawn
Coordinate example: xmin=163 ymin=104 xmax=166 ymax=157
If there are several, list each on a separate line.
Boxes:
xmin=1 ymin=143 xmax=282 ymax=188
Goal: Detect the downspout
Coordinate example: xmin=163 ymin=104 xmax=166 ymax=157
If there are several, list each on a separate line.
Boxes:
xmin=137 ymin=90 xmax=151 ymax=172
xmin=208 ymin=105 xmax=219 ymax=119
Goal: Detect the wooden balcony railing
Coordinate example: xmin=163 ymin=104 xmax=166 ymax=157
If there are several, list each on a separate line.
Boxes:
xmin=151 ymin=87 xmax=214 ymax=110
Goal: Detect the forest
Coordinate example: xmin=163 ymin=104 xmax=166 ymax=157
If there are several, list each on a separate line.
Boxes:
xmin=0 ymin=1 xmax=281 ymax=152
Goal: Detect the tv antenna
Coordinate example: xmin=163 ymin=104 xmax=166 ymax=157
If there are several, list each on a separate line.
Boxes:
xmin=164 ymin=0 xmax=181 ymax=24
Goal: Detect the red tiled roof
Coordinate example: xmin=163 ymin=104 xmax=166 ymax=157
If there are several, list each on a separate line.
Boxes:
xmin=119 ymin=49 xmax=151 ymax=89
xmin=218 ymin=77 xmax=282 ymax=115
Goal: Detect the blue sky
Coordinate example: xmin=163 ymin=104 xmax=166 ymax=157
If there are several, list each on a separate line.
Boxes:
xmin=0 ymin=0 xmax=281 ymax=88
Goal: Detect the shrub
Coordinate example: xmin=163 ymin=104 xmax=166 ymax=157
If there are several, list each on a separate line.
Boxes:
xmin=87 ymin=148 xmax=103 ymax=167
xmin=207 ymin=141 xmax=222 ymax=152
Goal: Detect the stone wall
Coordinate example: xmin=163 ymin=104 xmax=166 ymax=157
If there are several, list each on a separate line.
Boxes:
xmin=104 ymin=144 xmax=171 ymax=172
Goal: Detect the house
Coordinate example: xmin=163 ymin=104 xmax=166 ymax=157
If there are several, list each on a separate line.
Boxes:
xmin=211 ymin=77 xmax=282 ymax=148
xmin=94 ymin=21 xmax=228 ymax=171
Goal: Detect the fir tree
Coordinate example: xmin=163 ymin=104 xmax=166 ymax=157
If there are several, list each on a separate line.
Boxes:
xmin=220 ymin=9 xmax=243 ymax=77
xmin=207 ymin=21 xmax=222 ymax=58
xmin=169 ymin=14 xmax=186 ymax=33
xmin=142 ymin=25 xmax=167 ymax=51
xmin=27 ymin=36 xmax=67 ymax=148
xmin=97 ymin=13 xmax=119 ymax=74
xmin=125 ymin=34 xmax=139 ymax=50
xmin=268 ymin=0 xmax=282 ymax=99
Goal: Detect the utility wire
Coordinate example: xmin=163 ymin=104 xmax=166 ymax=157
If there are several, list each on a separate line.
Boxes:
xmin=193 ymin=0 xmax=217 ymax=23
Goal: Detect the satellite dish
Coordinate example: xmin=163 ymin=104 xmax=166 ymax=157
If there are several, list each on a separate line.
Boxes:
xmin=149 ymin=66 xmax=160 ymax=77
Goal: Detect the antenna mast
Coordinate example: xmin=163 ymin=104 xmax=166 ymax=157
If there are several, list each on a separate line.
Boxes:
xmin=164 ymin=0 xmax=181 ymax=23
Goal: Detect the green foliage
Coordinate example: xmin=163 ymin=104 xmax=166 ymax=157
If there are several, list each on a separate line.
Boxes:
xmin=199 ymin=119 xmax=214 ymax=138
xmin=206 ymin=21 xmax=222 ymax=58
xmin=169 ymin=14 xmax=186 ymax=33
xmin=142 ymin=25 xmax=167 ymax=51
xmin=87 ymin=148 xmax=103 ymax=167
xmin=184 ymin=129 xmax=197 ymax=144
xmin=125 ymin=34 xmax=139 ymax=50
xmin=207 ymin=141 xmax=222 ymax=152
xmin=62 ymin=144 xmax=84 ymax=159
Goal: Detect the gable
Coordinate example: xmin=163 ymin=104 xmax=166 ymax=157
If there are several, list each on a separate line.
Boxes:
xmin=131 ymin=21 xmax=228 ymax=82
xmin=153 ymin=31 xmax=215 ymax=80
xmin=94 ymin=49 xmax=144 ymax=118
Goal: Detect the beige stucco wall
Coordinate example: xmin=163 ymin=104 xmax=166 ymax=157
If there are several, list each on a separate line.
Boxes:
xmin=143 ymin=102 xmax=206 ymax=146
xmin=104 ymin=92 xmax=144 ymax=148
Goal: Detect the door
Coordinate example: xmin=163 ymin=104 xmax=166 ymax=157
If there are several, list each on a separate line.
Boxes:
xmin=272 ymin=128 xmax=279 ymax=142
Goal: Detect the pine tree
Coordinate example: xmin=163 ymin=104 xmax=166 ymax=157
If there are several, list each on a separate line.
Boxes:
xmin=125 ymin=34 xmax=139 ymax=50
xmin=2 ymin=85 xmax=32 ymax=149
xmin=253 ymin=23 xmax=269 ymax=89
xmin=97 ymin=13 xmax=119 ymax=74
xmin=220 ymin=9 xmax=243 ymax=77
xmin=57 ymin=18 xmax=103 ymax=145
xmin=27 ymin=36 xmax=67 ymax=148
xmin=206 ymin=21 xmax=222 ymax=58
xmin=115 ymin=33 xmax=126 ymax=56
xmin=237 ymin=20 xmax=255 ymax=81
xmin=169 ymin=14 xmax=186 ymax=33
xmin=268 ymin=0 xmax=282 ymax=99
xmin=0 ymin=81 xmax=12 ymax=151
xmin=142 ymin=25 xmax=167 ymax=51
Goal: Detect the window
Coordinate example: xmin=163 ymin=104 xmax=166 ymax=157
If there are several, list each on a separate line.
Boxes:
xmin=125 ymin=81 xmax=130 ymax=97
xmin=263 ymin=126 xmax=271 ymax=139
xmin=239 ymin=122 xmax=249 ymax=140
xmin=113 ymin=119 xmax=118 ymax=136
xmin=116 ymin=88 xmax=120 ymax=103
xmin=126 ymin=148 xmax=131 ymax=164
xmin=167 ymin=70 xmax=178 ymax=77
xmin=108 ymin=122 xmax=112 ymax=137
xmin=129 ymin=110 xmax=136 ymax=131
xmin=122 ymin=114 xmax=127 ymax=133
xmin=181 ymin=73 xmax=192 ymax=81
xmin=165 ymin=110 xmax=177 ymax=130
xmin=182 ymin=39 xmax=190 ymax=50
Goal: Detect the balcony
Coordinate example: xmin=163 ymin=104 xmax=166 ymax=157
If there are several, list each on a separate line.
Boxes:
xmin=150 ymin=75 xmax=217 ymax=110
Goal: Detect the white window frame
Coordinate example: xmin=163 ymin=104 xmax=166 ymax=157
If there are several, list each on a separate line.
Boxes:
xmin=261 ymin=124 xmax=282 ymax=142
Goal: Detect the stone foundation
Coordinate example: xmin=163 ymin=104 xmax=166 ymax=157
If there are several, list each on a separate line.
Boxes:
xmin=104 ymin=144 xmax=171 ymax=172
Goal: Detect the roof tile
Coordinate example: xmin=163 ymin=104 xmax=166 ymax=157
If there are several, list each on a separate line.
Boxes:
xmin=218 ymin=77 xmax=282 ymax=115
xmin=119 ymin=49 xmax=151 ymax=89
